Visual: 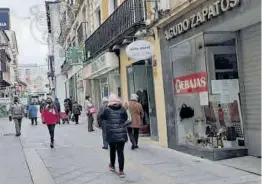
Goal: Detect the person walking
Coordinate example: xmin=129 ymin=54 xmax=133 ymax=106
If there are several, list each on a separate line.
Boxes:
xmin=97 ymin=97 xmax=109 ymax=149
xmin=28 ymin=103 xmax=38 ymax=125
xmin=64 ymin=98 xmax=71 ymax=116
xmin=127 ymin=94 xmax=144 ymax=150
xmin=54 ymin=98 xmax=61 ymax=124
xmin=72 ymin=101 xmax=81 ymax=124
xmin=100 ymin=94 xmax=128 ymax=178
xmin=84 ymin=96 xmax=95 ymax=132
xmin=9 ymin=96 xmax=24 ymax=136
xmin=40 ymin=99 xmax=46 ymax=124
xmin=42 ymin=97 xmax=59 ymax=148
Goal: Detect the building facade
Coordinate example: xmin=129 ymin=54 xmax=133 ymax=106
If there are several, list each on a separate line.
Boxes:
xmin=158 ymin=0 xmax=261 ymax=159
xmin=17 ymin=64 xmax=49 ymax=95
xmin=46 ymin=1 xmax=67 ymax=102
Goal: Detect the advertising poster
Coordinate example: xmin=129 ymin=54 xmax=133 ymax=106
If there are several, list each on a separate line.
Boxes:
xmin=0 ymin=8 xmax=10 ymax=30
xmin=173 ymin=72 xmax=208 ymax=94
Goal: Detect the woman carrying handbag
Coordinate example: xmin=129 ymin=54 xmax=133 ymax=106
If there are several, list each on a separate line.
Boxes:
xmin=84 ymin=96 xmax=96 ymax=132
xmin=126 ymin=94 xmax=144 ymax=150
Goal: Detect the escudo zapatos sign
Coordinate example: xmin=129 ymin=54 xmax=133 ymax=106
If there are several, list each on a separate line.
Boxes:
xmin=165 ymin=0 xmax=240 ymax=40
xmin=174 ymin=72 xmax=208 ymax=94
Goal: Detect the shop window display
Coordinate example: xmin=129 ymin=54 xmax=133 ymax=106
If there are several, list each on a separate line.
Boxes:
xmin=171 ymin=33 xmax=245 ymax=149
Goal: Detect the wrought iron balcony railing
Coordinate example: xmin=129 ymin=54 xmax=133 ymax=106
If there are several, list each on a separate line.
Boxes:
xmin=85 ymin=0 xmax=146 ymax=60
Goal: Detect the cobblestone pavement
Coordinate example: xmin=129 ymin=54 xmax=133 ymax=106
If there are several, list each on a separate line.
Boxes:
xmin=0 ymin=117 xmax=261 ymax=184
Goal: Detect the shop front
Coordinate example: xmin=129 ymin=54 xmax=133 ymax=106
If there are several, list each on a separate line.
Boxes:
xmin=65 ymin=65 xmax=82 ymax=100
xmin=82 ymin=52 xmax=120 ymax=110
xmin=159 ymin=0 xmax=261 ymax=159
xmin=120 ymin=37 xmax=168 ymax=145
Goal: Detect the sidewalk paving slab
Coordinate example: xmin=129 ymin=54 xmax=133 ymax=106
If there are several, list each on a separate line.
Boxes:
xmin=0 ymin=118 xmax=261 ymax=184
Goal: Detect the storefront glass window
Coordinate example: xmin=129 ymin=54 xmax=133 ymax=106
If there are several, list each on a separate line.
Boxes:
xmin=171 ymin=34 xmax=208 ymax=146
xmin=204 ymin=32 xmax=244 ymax=149
xmin=170 ymin=33 xmax=245 ymax=149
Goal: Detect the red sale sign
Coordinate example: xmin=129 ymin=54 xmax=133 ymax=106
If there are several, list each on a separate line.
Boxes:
xmin=173 ymin=72 xmax=208 ymax=94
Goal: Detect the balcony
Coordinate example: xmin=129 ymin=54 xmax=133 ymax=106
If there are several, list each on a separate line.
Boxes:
xmin=85 ymin=0 xmax=146 ymax=60
xmin=58 ymin=9 xmax=75 ymax=45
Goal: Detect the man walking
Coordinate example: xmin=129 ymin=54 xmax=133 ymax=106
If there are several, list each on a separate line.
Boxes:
xmin=97 ymin=97 xmax=109 ymax=149
xmin=54 ymin=98 xmax=61 ymax=124
xmin=9 ymin=96 xmax=24 ymax=136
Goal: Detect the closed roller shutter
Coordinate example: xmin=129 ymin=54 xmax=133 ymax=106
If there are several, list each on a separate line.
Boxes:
xmin=240 ymin=23 xmax=261 ymax=157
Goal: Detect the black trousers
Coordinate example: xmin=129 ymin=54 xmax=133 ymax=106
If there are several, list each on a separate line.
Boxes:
xmin=74 ymin=114 xmax=79 ymax=123
xmin=31 ymin=117 xmax=37 ymax=125
xmin=127 ymin=127 xmax=140 ymax=146
xmin=47 ymin=124 xmax=55 ymax=143
xmin=88 ymin=115 xmax=94 ymax=131
xmin=109 ymin=142 xmax=125 ymax=172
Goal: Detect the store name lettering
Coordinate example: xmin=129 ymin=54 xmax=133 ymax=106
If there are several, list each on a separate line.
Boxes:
xmin=165 ymin=0 xmax=240 ymax=40
xmin=91 ymin=55 xmax=106 ymax=73
xmin=130 ymin=45 xmax=151 ymax=51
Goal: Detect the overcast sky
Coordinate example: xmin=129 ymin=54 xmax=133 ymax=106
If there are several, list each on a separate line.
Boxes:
xmin=1 ymin=0 xmax=48 ymax=65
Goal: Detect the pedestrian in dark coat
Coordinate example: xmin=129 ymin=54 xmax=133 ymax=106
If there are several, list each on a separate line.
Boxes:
xmin=100 ymin=94 xmax=127 ymax=178
xmin=28 ymin=103 xmax=38 ymax=125
xmin=72 ymin=101 xmax=81 ymax=124
xmin=97 ymin=97 xmax=109 ymax=149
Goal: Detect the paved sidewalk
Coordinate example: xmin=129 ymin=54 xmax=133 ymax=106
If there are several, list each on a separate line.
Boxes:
xmin=0 ymin=117 xmax=261 ymax=184
xmin=0 ymin=118 xmax=33 ymax=184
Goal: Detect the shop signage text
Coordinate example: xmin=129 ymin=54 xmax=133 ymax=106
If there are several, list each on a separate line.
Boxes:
xmin=91 ymin=55 xmax=106 ymax=73
xmin=126 ymin=40 xmax=153 ymax=61
xmin=174 ymin=72 xmax=207 ymax=94
xmin=165 ymin=0 xmax=240 ymax=40
xmin=0 ymin=8 xmax=10 ymax=30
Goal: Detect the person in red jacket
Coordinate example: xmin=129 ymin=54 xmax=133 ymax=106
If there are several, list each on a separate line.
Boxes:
xmin=42 ymin=97 xmax=59 ymax=148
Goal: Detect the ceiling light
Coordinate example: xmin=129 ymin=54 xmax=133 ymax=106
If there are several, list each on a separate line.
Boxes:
xmin=122 ymin=39 xmax=132 ymax=45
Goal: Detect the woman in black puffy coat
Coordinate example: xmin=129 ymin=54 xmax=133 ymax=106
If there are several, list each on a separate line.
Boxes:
xmin=100 ymin=94 xmax=128 ymax=178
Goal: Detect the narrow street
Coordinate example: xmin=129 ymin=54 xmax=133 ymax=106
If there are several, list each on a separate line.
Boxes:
xmin=0 ymin=117 xmax=260 ymax=184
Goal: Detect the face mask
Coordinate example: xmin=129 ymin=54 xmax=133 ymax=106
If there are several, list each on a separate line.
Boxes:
xmin=14 ymin=100 xmax=18 ymax=102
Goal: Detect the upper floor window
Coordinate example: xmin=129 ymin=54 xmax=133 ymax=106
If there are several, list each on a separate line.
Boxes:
xmin=95 ymin=8 xmax=102 ymax=28
xmin=109 ymin=0 xmax=119 ymax=15
xmin=113 ymin=0 xmax=118 ymax=10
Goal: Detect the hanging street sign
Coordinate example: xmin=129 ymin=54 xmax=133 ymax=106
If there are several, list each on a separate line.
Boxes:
xmin=65 ymin=46 xmax=83 ymax=65
xmin=0 ymin=8 xmax=10 ymax=30
xmin=126 ymin=40 xmax=153 ymax=61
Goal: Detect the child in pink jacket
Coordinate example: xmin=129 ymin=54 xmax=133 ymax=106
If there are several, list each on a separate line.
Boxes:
xmin=42 ymin=97 xmax=59 ymax=148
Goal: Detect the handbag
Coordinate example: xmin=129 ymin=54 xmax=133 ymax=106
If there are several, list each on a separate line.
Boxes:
xmin=125 ymin=109 xmax=132 ymax=126
xmin=179 ymin=104 xmax=194 ymax=121
xmin=88 ymin=107 xmax=96 ymax=114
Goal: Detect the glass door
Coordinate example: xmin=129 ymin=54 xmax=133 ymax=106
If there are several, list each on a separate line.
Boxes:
xmin=100 ymin=78 xmax=109 ymax=99
xmin=145 ymin=59 xmax=159 ymax=140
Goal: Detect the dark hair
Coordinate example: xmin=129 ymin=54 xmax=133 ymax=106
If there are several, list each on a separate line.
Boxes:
xmin=46 ymin=97 xmax=53 ymax=102
xmin=86 ymin=96 xmax=90 ymax=100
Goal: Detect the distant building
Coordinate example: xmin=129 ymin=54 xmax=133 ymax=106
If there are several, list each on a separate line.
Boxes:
xmin=17 ymin=64 xmax=49 ymax=94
